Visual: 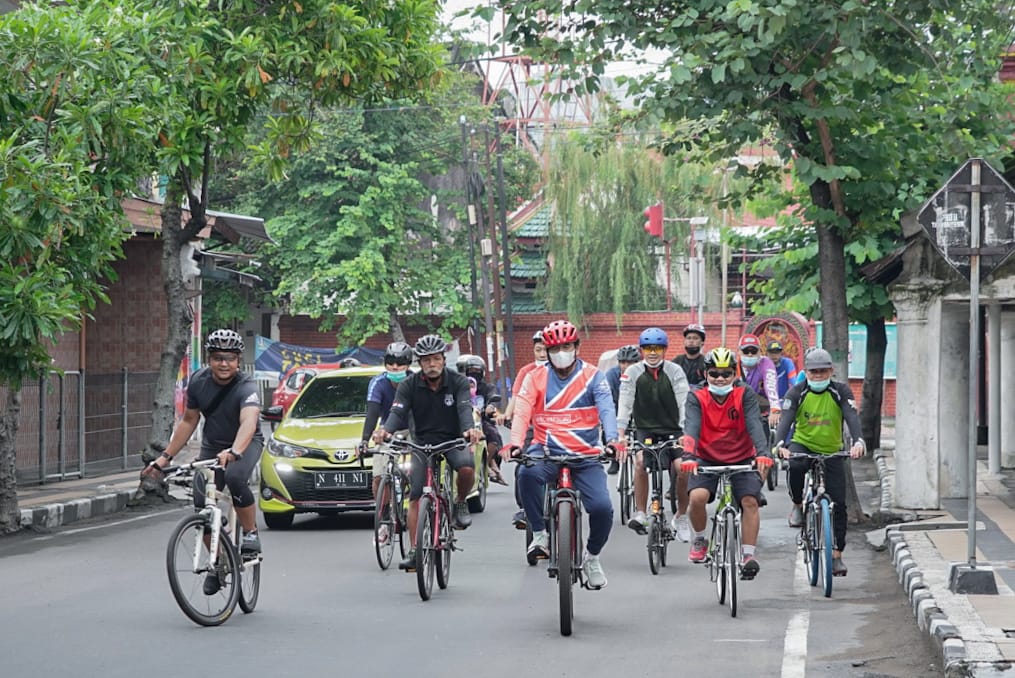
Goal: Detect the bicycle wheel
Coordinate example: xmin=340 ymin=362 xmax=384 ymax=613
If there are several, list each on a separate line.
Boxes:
xmin=234 ymin=527 xmax=261 ymax=614
xmin=415 ymin=496 xmax=436 ymax=601
xmin=374 ymin=476 xmax=395 ymax=570
xmin=820 ymin=498 xmax=834 ymax=597
xmin=725 ymin=511 xmax=739 ymax=617
xmin=557 ymin=502 xmax=575 ymax=637
xmin=805 ymin=503 xmax=820 ymax=587
xmin=647 ymin=515 xmax=662 ymax=575
xmin=668 ymin=467 xmax=678 ymax=515
xmin=712 ymin=519 xmax=726 ymax=605
xmin=617 ymin=460 xmax=632 ymax=525
xmin=436 ymin=499 xmax=452 ymax=590
xmin=394 ymin=473 xmax=408 ymax=559
xmin=166 ymin=513 xmax=240 ymax=627
xmin=660 ymin=518 xmax=669 ymax=568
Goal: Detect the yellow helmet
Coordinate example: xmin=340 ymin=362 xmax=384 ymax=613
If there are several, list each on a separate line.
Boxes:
xmin=704 ymin=347 xmax=737 ymax=370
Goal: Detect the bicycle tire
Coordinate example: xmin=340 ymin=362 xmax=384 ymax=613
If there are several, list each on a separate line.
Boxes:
xmin=712 ymin=518 xmax=726 ymax=605
xmin=394 ymin=472 xmax=408 ymax=560
xmin=668 ymin=467 xmax=678 ymax=515
xmin=374 ymin=476 xmax=395 ymax=570
xmin=234 ymin=528 xmax=260 ymax=614
xmin=766 ymin=466 xmax=777 ymax=491
xmin=436 ymin=499 xmax=452 ymax=590
xmin=725 ymin=510 xmax=739 ymax=618
xmin=415 ymin=496 xmax=436 ymax=601
xmin=618 ymin=460 xmax=632 ymax=525
xmin=820 ymin=498 xmax=834 ymax=597
xmin=806 ymin=502 xmax=820 ymax=587
xmin=557 ymin=502 xmax=575 ymax=637
xmin=660 ymin=521 xmax=669 ymax=568
xmin=648 ymin=515 xmax=662 ymax=575
xmin=166 ymin=513 xmax=240 ymax=627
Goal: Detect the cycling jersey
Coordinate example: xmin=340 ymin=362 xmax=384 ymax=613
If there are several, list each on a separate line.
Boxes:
xmin=740 ymin=356 xmax=780 ymax=414
xmin=774 ymin=381 xmax=864 ymax=454
xmin=683 ymin=386 xmax=769 ymax=464
xmin=674 ymin=353 xmax=707 ymax=387
xmin=616 ymin=360 xmax=688 ymax=434
xmin=360 ymin=372 xmax=399 ymax=441
xmin=186 ymin=367 xmax=263 ymax=457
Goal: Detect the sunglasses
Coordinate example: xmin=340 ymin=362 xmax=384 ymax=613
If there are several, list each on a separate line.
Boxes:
xmin=707 ymin=369 xmax=734 ymax=379
xmin=741 ymin=347 xmax=759 ymax=355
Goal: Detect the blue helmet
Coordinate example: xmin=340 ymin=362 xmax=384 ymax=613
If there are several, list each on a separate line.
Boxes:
xmin=639 ymin=327 xmax=669 ymax=348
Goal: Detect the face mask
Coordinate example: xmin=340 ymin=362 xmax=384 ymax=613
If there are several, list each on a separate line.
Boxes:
xmin=741 ymin=356 xmax=760 ymax=367
xmin=536 ymin=359 xmax=548 ymax=367
xmin=684 ymin=345 xmax=701 ymax=356
xmin=807 ymin=378 xmax=830 ymax=392
xmin=385 ymin=370 xmax=408 ymax=383
xmin=708 ymin=383 xmax=733 ymax=396
xmin=549 ymin=351 xmax=576 ymax=370
xmin=644 ymin=355 xmax=663 ymax=368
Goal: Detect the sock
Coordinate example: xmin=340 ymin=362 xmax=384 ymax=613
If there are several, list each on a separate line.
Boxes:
xmin=693 ymin=530 xmax=706 ymax=541
xmin=742 ymin=545 xmax=756 ymax=557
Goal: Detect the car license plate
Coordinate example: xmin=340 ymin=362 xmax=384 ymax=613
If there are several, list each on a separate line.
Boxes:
xmin=314 ymin=471 xmax=368 ymax=489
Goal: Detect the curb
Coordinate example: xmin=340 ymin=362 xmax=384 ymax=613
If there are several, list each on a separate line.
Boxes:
xmin=18 ymin=489 xmax=136 ymax=530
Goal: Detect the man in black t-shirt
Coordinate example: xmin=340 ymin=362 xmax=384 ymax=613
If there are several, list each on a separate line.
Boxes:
xmin=674 ymin=323 xmax=707 ymax=387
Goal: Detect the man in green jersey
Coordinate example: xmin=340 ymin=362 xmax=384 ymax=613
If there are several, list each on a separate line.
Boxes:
xmin=773 ymin=348 xmax=865 ymax=576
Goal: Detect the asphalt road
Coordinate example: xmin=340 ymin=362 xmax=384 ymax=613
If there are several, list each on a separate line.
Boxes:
xmin=0 ymin=458 xmax=942 ymax=678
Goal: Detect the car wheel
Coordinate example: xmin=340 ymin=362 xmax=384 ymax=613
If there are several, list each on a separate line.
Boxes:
xmin=263 ymin=512 xmax=294 ymax=530
xmin=467 ymin=455 xmax=487 ymax=514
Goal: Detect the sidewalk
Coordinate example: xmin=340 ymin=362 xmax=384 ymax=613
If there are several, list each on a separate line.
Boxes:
xmin=875 ymin=438 xmax=1015 ymax=677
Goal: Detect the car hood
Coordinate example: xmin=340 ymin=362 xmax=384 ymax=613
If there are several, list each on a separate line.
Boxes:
xmin=274 ymin=416 xmax=366 ymax=449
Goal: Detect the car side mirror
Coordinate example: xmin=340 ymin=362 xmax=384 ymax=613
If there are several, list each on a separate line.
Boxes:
xmin=261 ymin=405 xmax=284 ymax=422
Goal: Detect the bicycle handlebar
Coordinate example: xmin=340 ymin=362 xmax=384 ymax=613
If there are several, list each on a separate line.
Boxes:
xmin=385 ymin=437 xmax=468 ymax=458
xmin=694 ymin=463 xmax=758 ymax=475
xmin=508 ymin=449 xmax=613 ymax=466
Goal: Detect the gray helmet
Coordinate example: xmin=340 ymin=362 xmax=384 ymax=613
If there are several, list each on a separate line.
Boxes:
xmin=455 ymin=353 xmax=477 ymax=373
xmin=204 ymin=328 xmax=244 ymax=353
xmin=384 ymin=341 xmax=413 ymax=365
xmin=616 ymin=345 xmax=641 ymax=363
xmin=413 ymin=334 xmax=447 ymax=358
xmin=803 ymin=348 xmax=833 ymax=370
xmin=463 ymin=355 xmax=486 ymax=379
xmin=338 ymin=357 xmax=361 ymax=368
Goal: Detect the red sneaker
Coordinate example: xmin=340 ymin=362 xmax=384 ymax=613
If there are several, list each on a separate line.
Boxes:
xmin=688 ymin=537 xmax=708 ymax=563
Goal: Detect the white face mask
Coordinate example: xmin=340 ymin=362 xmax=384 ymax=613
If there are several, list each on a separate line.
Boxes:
xmin=549 ymin=350 xmax=576 ymax=370
xmin=708 ymin=383 xmax=733 ymax=396
xmin=644 ymin=355 xmax=664 ymax=367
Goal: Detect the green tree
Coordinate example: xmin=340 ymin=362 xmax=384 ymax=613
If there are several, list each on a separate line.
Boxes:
xmin=0 ymin=1 xmax=169 ymax=531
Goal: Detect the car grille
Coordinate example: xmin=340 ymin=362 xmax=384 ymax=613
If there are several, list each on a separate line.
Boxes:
xmin=282 ymin=470 xmax=373 ymax=502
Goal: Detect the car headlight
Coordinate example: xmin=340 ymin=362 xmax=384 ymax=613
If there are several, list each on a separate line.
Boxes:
xmin=268 ymin=437 xmax=314 ymax=458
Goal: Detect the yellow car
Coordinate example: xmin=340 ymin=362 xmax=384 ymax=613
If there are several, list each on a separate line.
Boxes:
xmin=259 ymin=365 xmax=489 ymax=529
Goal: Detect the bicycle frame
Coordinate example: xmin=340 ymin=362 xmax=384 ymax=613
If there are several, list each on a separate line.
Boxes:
xmin=630 ymin=438 xmax=680 ymax=574
xmin=697 ymin=464 xmax=754 ymax=617
xmin=790 ymin=451 xmax=849 ymax=596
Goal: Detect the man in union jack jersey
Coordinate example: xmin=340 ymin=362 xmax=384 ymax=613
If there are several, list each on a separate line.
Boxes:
xmin=501 ymin=319 xmax=621 ymax=589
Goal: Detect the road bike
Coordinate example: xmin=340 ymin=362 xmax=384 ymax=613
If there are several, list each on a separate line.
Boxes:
xmin=512 ymin=448 xmax=612 ymax=637
xmin=791 ymin=451 xmax=851 ymax=598
xmin=765 ymin=425 xmax=780 ymax=491
xmin=387 ymin=437 xmax=466 ymax=601
xmin=616 ymin=452 xmax=635 ymax=525
xmin=162 ymin=459 xmax=261 ymax=626
xmin=629 ymin=438 xmax=680 ymax=574
xmin=697 ymin=463 xmax=756 ymax=618
xmin=371 ymin=447 xmax=410 ymax=570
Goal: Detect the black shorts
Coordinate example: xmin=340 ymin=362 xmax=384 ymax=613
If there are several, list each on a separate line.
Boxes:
xmin=634 ymin=431 xmax=681 ymax=472
xmin=408 ymin=444 xmax=474 ymax=500
xmin=688 ymin=461 xmax=763 ymax=506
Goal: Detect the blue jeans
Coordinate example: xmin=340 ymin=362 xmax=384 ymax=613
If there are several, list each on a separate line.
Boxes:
xmin=519 ymin=452 xmax=613 ymax=555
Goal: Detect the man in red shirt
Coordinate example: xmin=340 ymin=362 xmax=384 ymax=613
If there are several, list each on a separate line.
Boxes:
xmin=680 ymin=347 xmax=772 ymax=579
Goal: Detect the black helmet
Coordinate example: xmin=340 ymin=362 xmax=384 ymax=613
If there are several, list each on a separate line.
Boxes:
xmin=338 ymin=357 xmax=361 ymax=368
xmin=455 ymin=353 xmax=477 ymax=373
xmin=683 ymin=323 xmax=706 ymax=340
xmin=413 ymin=334 xmax=447 ymax=358
xmin=464 ymin=355 xmax=486 ymax=379
xmin=205 ymin=329 xmax=244 ymax=353
xmin=384 ymin=341 xmax=413 ymax=366
xmin=617 ymin=345 xmax=640 ymax=363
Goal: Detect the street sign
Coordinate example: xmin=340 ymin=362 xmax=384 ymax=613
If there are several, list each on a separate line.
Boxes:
xmin=916 ymin=158 xmax=1015 ymax=282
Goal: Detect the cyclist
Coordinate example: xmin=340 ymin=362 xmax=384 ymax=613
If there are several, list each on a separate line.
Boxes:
xmin=680 ymin=347 xmax=773 ymax=579
xmin=603 ymin=344 xmax=640 ymax=474
xmin=372 ymin=335 xmax=481 ymax=571
xmin=502 ymin=319 xmax=621 ymax=589
xmin=461 ymin=355 xmax=508 ymax=485
xmin=738 ymin=334 xmax=781 ymax=429
xmin=616 ymin=327 xmax=691 ymax=542
xmin=766 ymin=340 xmax=798 ymax=399
xmin=774 ymin=348 xmax=865 ymax=577
xmin=498 ymin=330 xmax=548 ymax=528
xmin=360 ymin=341 xmax=413 ymax=544
xmin=674 ymin=323 xmax=708 ymax=387
xmin=145 ymin=329 xmax=265 ymax=593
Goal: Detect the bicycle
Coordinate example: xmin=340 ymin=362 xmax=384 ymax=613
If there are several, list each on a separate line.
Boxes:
xmin=629 ymin=438 xmax=681 ymax=574
xmin=695 ymin=463 xmax=757 ymax=618
xmin=790 ymin=450 xmax=851 ymax=598
xmin=765 ymin=426 xmax=780 ymax=491
xmin=387 ymin=437 xmax=466 ymax=601
xmin=511 ymin=448 xmax=612 ymax=637
xmin=371 ymin=447 xmax=411 ymax=570
xmin=616 ymin=453 xmax=635 ymax=525
xmin=162 ymin=459 xmax=261 ymax=626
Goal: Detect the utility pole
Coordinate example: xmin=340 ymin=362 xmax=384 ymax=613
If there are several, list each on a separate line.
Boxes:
xmin=459 ymin=116 xmax=480 ymax=347
xmin=482 ymin=124 xmax=505 ymax=393
xmin=495 ymin=122 xmax=517 ymax=380
xmin=470 ymin=127 xmax=496 ymax=381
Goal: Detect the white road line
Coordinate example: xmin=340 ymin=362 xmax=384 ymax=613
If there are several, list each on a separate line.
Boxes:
xmin=781 ymin=553 xmax=812 ymax=678
xmin=713 ymin=638 xmax=768 ymax=643
xmin=31 ymin=509 xmax=180 ymax=540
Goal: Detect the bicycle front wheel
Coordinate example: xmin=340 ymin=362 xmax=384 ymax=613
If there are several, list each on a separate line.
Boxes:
xmin=374 ymin=477 xmax=395 ymax=570
xmin=618 ymin=460 xmax=632 ymax=525
xmin=415 ymin=496 xmax=436 ymax=601
xmin=436 ymin=499 xmax=452 ymax=590
xmin=237 ymin=552 xmax=261 ymax=614
xmin=725 ymin=511 xmax=739 ymax=618
xmin=711 ymin=519 xmax=726 ymax=605
xmin=557 ymin=502 xmax=575 ymax=636
xmin=805 ymin=503 xmax=820 ymax=587
xmin=166 ymin=513 xmax=240 ymax=627
xmin=820 ymin=498 xmax=834 ymax=597
xmin=647 ymin=515 xmax=662 ymax=575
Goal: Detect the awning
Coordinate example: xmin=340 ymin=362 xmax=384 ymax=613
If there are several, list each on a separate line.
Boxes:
xmin=120 ymin=197 xmax=271 ymax=243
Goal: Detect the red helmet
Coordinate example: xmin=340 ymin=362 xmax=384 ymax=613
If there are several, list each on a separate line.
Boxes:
xmin=542 ymin=320 xmax=579 ymax=348
xmin=738 ymin=334 xmax=761 ymax=350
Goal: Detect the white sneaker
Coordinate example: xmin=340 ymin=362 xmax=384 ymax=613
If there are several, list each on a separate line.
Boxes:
xmin=582 ymin=552 xmax=607 ymax=589
xmin=627 ymin=511 xmax=649 ymax=535
xmin=527 ymin=530 xmax=550 ymax=559
xmin=670 ymin=513 xmax=691 ymax=543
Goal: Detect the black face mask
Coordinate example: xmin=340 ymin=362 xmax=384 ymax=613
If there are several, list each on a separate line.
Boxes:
xmin=685 ymin=345 xmax=701 ymax=356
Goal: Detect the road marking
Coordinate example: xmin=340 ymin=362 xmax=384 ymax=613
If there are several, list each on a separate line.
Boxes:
xmin=31 ymin=509 xmax=180 ymax=540
xmin=713 ymin=638 xmax=768 ymax=643
xmin=781 ymin=554 xmax=811 ymax=678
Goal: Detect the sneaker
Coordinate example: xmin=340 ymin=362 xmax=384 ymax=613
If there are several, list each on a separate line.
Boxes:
xmin=607 ymin=459 xmax=620 ymax=475
xmin=627 ymin=511 xmax=649 ymax=535
xmin=582 ymin=552 xmax=607 ymax=589
xmin=527 ymin=530 xmax=550 ymax=560
xmin=241 ymin=530 xmax=261 ymax=554
xmin=757 ymin=490 xmax=768 ymax=507
xmin=203 ymin=571 xmax=221 ymax=595
xmin=374 ymin=523 xmax=390 ymax=547
xmin=453 ymin=501 xmax=472 ymax=530
xmin=832 ymin=557 xmax=848 ymax=577
xmin=670 ymin=513 xmax=691 ymax=543
xmin=788 ymin=505 xmax=804 ymax=528
xmin=398 ymin=549 xmax=417 ymax=571
xmin=512 ymin=510 xmax=527 ymax=530
xmin=741 ymin=555 xmax=760 ymax=580
xmin=688 ymin=536 xmax=708 ymax=563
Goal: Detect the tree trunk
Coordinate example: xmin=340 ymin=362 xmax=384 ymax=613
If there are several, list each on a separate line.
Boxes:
xmin=0 ymin=388 xmax=22 ymax=533
xmin=389 ymin=314 xmax=405 ymax=343
xmin=860 ymin=317 xmax=886 ymax=450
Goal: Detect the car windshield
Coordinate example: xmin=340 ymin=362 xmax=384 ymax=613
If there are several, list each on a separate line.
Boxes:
xmin=290 ymin=375 xmax=371 ymax=418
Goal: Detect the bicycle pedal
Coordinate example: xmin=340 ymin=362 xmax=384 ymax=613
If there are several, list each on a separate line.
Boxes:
xmin=547 ymin=567 xmax=558 ymax=577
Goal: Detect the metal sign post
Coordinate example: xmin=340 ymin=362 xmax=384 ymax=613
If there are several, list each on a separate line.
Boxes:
xmin=966 ymin=160 xmax=981 ymax=567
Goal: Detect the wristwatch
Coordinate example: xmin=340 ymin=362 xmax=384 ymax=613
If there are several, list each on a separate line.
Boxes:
xmin=160 ymin=451 xmax=172 ymax=461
